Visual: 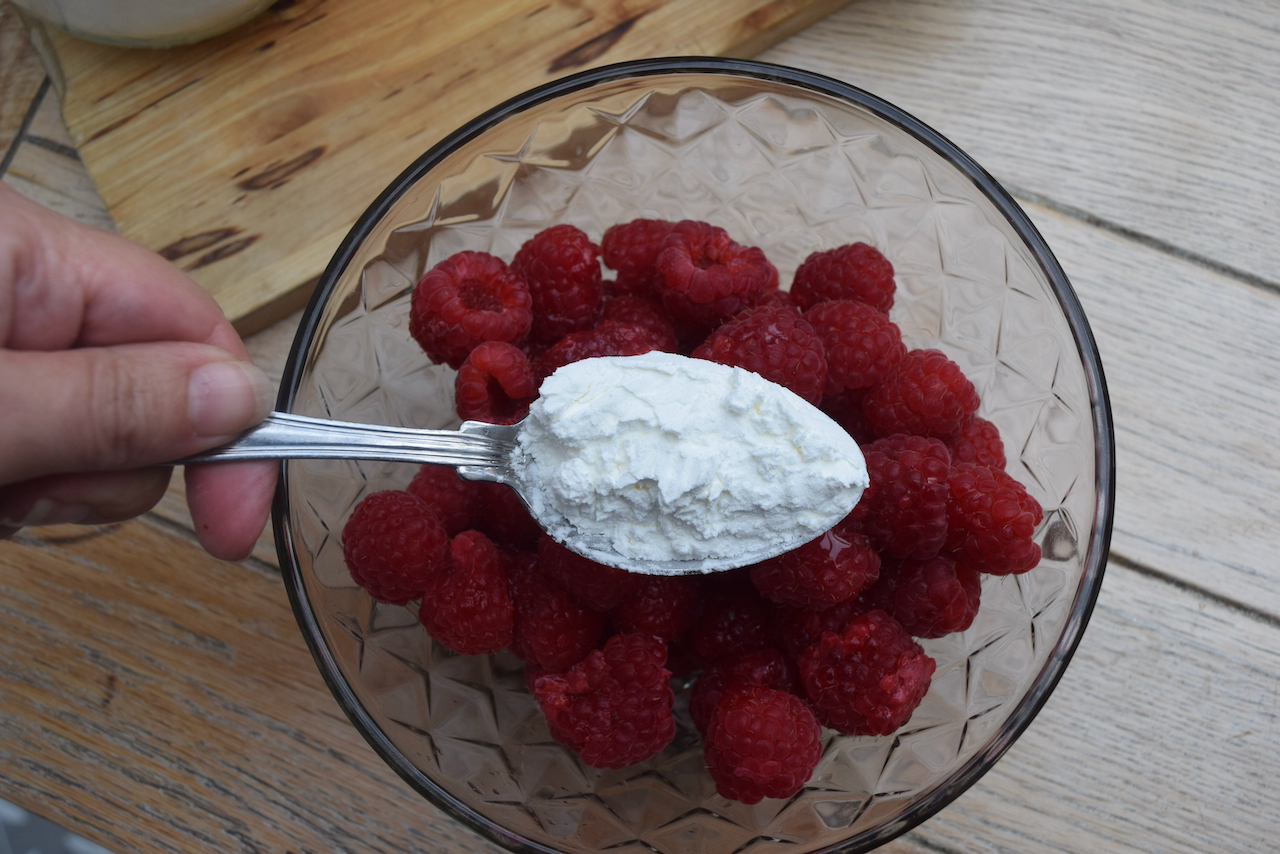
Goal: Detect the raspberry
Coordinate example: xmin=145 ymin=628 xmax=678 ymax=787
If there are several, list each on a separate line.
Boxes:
xmin=749 ymin=522 xmax=881 ymax=609
xmin=754 ymin=288 xmax=800 ymax=313
xmin=865 ymin=349 xmax=980 ymax=441
xmin=341 ymin=490 xmax=449 ymax=605
xmin=947 ymin=415 xmax=1007 ymax=470
xmin=601 ymin=218 xmax=675 ymax=298
xmin=608 ymin=574 xmax=703 ymax=642
xmin=472 ymin=481 xmax=543 ymax=548
xmin=774 ymin=598 xmax=869 ymax=659
xmin=686 ymin=576 xmax=776 ymax=666
xmin=507 ymin=550 xmax=606 ymax=671
xmin=854 ymin=434 xmax=952 ymax=560
xmin=454 ymin=341 xmax=538 ymax=424
xmin=654 ymin=221 xmax=777 ymax=340
xmin=689 ymin=647 xmax=800 ymax=735
xmin=790 ymin=243 xmax=895 ymax=314
xmin=803 ymin=298 xmax=906 ymax=393
xmin=534 ymin=319 xmax=673 ymax=384
xmin=531 ymin=632 xmax=675 ymax=769
xmin=798 ymin=609 xmax=936 ymax=736
xmin=418 ymin=530 xmax=514 ymax=654
xmin=409 ymin=250 xmax=532 ymax=369
xmin=865 ymin=554 xmax=981 ymax=638
xmin=536 ymin=534 xmax=641 ymax=612
xmin=945 ymin=462 xmax=1044 ymax=575
xmin=819 ymin=388 xmax=878 ymax=445
xmin=691 ymin=305 xmax=828 ymax=405
xmin=512 ymin=224 xmax=604 ymax=347
xmin=703 ymin=685 xmax=822 ymax=804
xmin=599 ymin=295 xmax=679 ymax=351
xmin=406 ymin=465 xmax=480 ymax=536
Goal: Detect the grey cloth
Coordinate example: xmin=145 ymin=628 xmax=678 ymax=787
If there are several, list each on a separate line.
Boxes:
xmin=0 ymin=799 xmax=112 ymax=854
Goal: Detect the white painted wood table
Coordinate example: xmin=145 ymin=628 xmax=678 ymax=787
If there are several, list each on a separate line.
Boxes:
xmin=2 ymin=1 xmax=1278 ymax=852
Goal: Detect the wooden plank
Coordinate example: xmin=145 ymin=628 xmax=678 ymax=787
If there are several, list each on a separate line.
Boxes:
xmin=4 ymin=514 xmax=1276 ymax=853
xmin=0 ymin=519 xmax=507 ymax=854
xmin=28 ymin=0 xmax=852 ymax=334
xmin=764 ymin=0 xmax=1280 ymax=288
xmin=1016 ymin=199 xmax=1280 ymax=616
xmin=901 ymin=563 xmax=1280 ymax=854
xmin=0 ymin=3 xmax=45 ymax=161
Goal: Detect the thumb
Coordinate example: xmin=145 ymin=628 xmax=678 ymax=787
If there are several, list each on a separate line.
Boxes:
xmin=0 ymin=342 xmax=274 ymax=485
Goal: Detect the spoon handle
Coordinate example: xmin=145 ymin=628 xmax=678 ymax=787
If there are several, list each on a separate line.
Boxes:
xmin=172 ymin=412 xmax=515 ymax=471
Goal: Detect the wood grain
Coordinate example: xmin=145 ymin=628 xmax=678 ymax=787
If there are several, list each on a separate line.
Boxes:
xmin=1021 ymin=200 xmax=1280 ymax=615
xmin=1 ymin=80 xmax=114 ymax=230
xmin=903 ymin=563 xmax=1280 ymax=854
xmin=0 ymin=3 xmax=45 ymax=161
xmin=763 ymin=0 xmax=1280 ymax=287
xmin=29 ymin=0 xmax=852 ymax=334
xmin=0 ymin=519 xmax=507 ymax=854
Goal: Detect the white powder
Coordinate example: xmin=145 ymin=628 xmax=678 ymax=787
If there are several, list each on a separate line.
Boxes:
xmin=511 ymin=352 xmax=868 ymax=575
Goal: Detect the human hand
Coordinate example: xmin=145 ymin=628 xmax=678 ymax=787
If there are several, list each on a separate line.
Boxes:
xmin=0 ymin=184 xmax=276 ymax=560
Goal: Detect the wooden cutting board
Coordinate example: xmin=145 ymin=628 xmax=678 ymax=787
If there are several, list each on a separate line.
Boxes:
xmin=25 ymin=0 xmax=851 ymax=333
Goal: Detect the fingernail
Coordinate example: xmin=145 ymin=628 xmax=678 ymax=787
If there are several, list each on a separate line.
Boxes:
xmin=188 ymin=361 xmax=274 ymax=438
xmin=0 ymin=498 xmax=92 ymax=528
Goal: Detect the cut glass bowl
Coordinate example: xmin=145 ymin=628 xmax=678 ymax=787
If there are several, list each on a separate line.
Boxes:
xmin=273 ymin=58 xmax=1115 ymax=854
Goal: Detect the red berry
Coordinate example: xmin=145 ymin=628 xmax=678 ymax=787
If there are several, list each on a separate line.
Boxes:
xmin=406 ymin=465 xmax=480 ymax=536
xmin=945 ymin=462 xmax=1044 ymax=575
xmin=419 ymin=531 xmax=513 ymax=654
xmin=454 ymin=341 xmax=538 ymax=424
xmin=749 ymin=522 xmax=881 ymax=609
xmin=536 ymin=535 xmax=641 ymax=612
xmin=691 ymin=305 xmax=828 ymax=405
xmin=791 ymin=242 xmax=895 ymax=314
xmin=798 ymin=609 xmax=935 ymax=736
xmin=865 ymin=349 xmax=980 ymax=441
xmin=803 ymin=298 xmax=906 ymax=393
xmin=686 ymin=577 xmax=777 ymax=666
xmin=703 ymin=685 xmax=822 ymax=804
xmin=819 ymin=388 xmax=879 ymax=445
xmin=854 ymin=433 xmax=952 ymax=560
xmin=608 ymin=574 xmax=703 ymax=642
xmin=599 ymin=295 xmax=679 ymax=351
xmin=409 ymin=251 xmax=532 ymax=369
xmin=947 ymin=415 xmax=1007 ymax=470
xmin=531 ymin=632 xmax=675 ymax=769
xmin=534 ymin=319 xmax=673 ymax=384
xmin=755 ymin=288 xmax=800 ymax=313
xmin=689 ymin=647 xmax=800 ymax=736
xmin=601 ymin=218 xmax=675 ymax=298
xmin=774 ymin=598 xmax=870 ymax=659
xmin=512 ymin=224 xmax=603 ymax=347
xmin=507 ymin=550 xmax=606 ymax=671
xmin=865 ymin=554 xmax=981 ymax=638
xmin=341 ymin=490 xmax=449 ymax=605
xmin=472 ymin=481 xmax=543 ymax=548
xmin=654 ymin=220 xmax=777 ymax=340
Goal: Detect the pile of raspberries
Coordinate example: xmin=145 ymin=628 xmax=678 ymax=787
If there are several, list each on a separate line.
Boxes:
xmin=340 ymin=219 xmax=1044 ymax=805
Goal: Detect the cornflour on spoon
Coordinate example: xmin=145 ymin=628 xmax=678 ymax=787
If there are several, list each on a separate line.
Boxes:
xmin=512 ymin=352 xmax=868 ymax=573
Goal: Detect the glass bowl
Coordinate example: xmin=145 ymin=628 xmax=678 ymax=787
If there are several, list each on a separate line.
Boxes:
xmin=273 ymin=58 xmax=1114 ymax=854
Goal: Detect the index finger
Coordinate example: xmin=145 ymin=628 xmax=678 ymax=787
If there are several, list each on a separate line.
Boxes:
xmin=0 ymin=184 xmax=247 ymax=358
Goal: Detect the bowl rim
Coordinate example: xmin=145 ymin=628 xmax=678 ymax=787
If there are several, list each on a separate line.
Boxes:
xmin=272 ymin=55 xmax=1116 ymax=854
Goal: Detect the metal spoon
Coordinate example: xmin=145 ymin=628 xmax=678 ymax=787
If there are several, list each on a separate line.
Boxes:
xmin=175 ymin=411 xmax=803 ymax=576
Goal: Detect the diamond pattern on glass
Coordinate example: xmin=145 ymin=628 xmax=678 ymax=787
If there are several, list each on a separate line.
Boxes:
xmin=281 ymin=73 xmax=1101 ymax=854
